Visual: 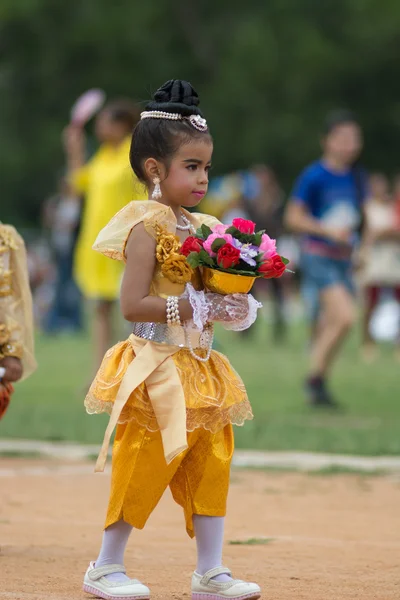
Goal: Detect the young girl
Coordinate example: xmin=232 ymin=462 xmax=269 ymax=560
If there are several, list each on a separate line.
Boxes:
xmin=83 ymin=80 xmax=262 ymax=600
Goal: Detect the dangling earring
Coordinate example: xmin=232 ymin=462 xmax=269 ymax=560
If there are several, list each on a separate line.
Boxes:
xmin=152 ymin=176 xmax=162 ymax=200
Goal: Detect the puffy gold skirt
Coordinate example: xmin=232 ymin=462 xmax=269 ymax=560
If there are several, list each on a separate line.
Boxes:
xmin=85 ymin=339 xmax=253 ymax=434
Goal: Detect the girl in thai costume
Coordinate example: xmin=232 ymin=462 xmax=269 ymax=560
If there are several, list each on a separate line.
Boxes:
xmin=83 ymin=80 xmax=262 ymax=600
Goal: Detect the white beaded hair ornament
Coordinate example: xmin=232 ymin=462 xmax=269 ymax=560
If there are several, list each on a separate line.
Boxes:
xmin=140 ymin=80 xmax=208 ymax=132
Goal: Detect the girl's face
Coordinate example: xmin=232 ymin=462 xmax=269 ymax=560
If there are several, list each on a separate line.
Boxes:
xmin=158 ymin=139 xmax=213 ymax=208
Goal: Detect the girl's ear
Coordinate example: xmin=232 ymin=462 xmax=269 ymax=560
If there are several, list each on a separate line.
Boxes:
xmin=144 ymin=158 xmax=167 ymax=181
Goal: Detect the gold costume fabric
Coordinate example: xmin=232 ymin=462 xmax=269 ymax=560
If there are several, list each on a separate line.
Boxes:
xmin=106 ymin=422 xmax=234 ymax=538
xmin=0 ymin=224 xmax=36 ymax=379
xmin=85 ymin=201 xmax=253 ymax=532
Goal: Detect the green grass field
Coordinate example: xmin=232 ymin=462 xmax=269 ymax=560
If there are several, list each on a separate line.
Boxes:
xmin=2 ymin=320 xmax=400 ymax=455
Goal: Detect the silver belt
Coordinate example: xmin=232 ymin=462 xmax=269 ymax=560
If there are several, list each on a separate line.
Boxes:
xmin=132 ymin=321 xmax=203 ymax=349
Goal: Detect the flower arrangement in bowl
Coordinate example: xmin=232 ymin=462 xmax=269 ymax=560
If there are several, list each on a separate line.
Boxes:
xmin=180 ymin=218 xmax=289 ymax=295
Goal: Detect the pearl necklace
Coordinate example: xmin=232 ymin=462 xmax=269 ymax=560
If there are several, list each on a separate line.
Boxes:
xmin=176 ymin=213 xmax=195 ymax=233
xmin=185 ymin=323 xmax=214 ymax=363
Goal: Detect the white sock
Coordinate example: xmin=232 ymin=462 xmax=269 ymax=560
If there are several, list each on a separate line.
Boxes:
xmin=95 ymin=520 xmax=133 ymax=584
xmin=193 ymin=515 xmax=232 ymax=583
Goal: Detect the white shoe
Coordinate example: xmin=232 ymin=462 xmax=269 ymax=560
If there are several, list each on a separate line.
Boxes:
xmin=192 ymin=567 xmax=261 ymax=599
xmin=83 ymin=562 xmax=150 ymax=600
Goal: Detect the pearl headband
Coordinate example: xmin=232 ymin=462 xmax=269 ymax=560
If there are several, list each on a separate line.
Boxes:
xmin=140 ymin=110 xmax=208 ymax=132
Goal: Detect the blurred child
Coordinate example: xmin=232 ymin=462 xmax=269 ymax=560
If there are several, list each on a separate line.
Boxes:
xmin=360 ymin=173 xmax=400 ymax=360
xmin=0 ymin=223 xmax=36 ymax=418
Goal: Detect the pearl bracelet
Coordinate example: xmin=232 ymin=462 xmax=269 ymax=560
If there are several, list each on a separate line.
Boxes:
xmin=166 ymin=296 xmax=181 ymax=326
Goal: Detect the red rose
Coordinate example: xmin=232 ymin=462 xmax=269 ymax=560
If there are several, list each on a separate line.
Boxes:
xmin=259 ymin=254 xmax=286 ymax=279
xmin=232 ymin=218 xmax=256 ymax=235
xmin=180 ymin=236 xmax=204 ymax=256
xmin=217 ymin=243 xmax=241 ymax=269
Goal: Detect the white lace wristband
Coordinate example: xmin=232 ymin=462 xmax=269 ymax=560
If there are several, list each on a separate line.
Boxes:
xmin=222 ymin=295 xmax=262 ymax=332
xmin=185 ymin=283 xmax=209 ymax=331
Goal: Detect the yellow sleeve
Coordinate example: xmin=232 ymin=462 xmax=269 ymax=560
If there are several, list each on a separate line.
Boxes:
xmin=191 ymin=212 xmax=221 ymax=229
xmin=70 ymin=164 xmax=91 ymax=195
xmin=92 ymin=201 xmax=176 ymax=262
xmin=0 ymin=225 xmax=37 ymax=380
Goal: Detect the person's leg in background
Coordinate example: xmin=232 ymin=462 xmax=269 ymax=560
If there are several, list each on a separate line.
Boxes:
xmin=301 ymin=275 xmax=320 ymax=351
xmin=269 ymin=277 xmax=287 ymax=343
xmin=43 ymin=250 xmax=68 ymax=334
xmin=361 ymin=285 xmax=380 ymax=362
xmin=393 ymin=286 xmax=400 ymax=360
xmin=307 ymin=284 xmax=355 ymax=407
xmin=94 ymin=299 xmax=114 ymax=374
xmin=63 ymin=245 xmax=84 ymax=332
xmin=302 ymin=255 xmax=356 ymax=408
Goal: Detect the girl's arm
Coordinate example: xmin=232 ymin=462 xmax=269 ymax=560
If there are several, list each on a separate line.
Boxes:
xmin=63 ymin=124 xmax=86 ymax=174
xmin=120 ymin=223 xmax=193 ymax=323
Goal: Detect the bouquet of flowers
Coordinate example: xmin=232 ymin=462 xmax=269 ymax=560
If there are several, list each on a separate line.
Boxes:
xmin=181 ymin=218 xmax=289 ymax=294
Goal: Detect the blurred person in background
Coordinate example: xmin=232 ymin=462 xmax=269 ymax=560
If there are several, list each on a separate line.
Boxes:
xmin=285 ymin=110 xmax=367 ymax=408
xmin=242 ymin=165 xmax=287 ymax=341
xmin=200 ymin=172 xmax=244 ymax=221
xmin=0 ymin=223 xmax=37 ymax=419
xmin=393 ymin=174 xmax=400 ymax=228
xmin=26 ymin=238 xmax=55 ymax=328
xmin=360 ymin=172 xmax=400 ymax=360
xmin=63 ymin=99 xmax=145 ymax=375
xmin=42 ymin=176 xmax=82 ymax=334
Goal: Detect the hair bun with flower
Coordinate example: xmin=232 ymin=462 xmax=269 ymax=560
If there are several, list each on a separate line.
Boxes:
xmin=146 ymin=80 xmax=203 ymax=117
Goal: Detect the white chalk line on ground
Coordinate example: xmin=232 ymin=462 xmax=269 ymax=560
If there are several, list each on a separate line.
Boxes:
xmin=0 ymin=594 xmax=74 ymax=600
xmin=1 ymin=439 xmax=400 ymax=473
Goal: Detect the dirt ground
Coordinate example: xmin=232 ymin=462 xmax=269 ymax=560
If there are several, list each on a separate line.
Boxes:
xmin=1 ymin=459 xmax=400 ymax=600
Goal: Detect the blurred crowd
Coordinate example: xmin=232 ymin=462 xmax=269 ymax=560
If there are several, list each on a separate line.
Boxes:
xmin=20 ymin=100 xmax=400 ymax=410
xmin=29 ymin=163 xmax=400 ymax=346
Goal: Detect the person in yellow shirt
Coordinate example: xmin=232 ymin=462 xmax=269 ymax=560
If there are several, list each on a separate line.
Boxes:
xmin=64 ymin=100 xmax=145 ymax=372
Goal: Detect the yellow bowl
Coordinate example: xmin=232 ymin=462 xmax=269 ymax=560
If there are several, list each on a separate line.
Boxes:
xmin=202 ymin=267 xmax=257 ymax=295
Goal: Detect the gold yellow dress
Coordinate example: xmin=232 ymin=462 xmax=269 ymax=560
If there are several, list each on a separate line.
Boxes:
xmin=85 ymin=201 xmax=253 ymax=536
xmin=0 ymin=224 xmax=36 ymax=379
xmin=71 ymin=137 xmax=145 ymax=300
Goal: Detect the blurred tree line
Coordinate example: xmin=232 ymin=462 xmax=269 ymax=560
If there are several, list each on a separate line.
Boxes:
xmin=1 ymin=0 xmax=400 ymax=224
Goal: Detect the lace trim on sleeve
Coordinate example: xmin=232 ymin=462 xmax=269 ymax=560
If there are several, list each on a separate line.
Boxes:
xmin=185 ymin=283 xmax=209 ymax=331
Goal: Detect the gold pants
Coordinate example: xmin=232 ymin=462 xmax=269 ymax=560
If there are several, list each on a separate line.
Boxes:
xmin=105 ymin=421 xmax=234 ymax=538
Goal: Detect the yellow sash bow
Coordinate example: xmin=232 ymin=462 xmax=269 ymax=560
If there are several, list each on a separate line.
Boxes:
xmin=95 ymin=334 xmax=187 ymax=472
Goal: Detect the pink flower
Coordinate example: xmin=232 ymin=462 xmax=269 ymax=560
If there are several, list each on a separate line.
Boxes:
xmin=203 ymin=233 xmax=234 ymax=257
xmin=260 ymin=233 xmax=277 ymax=259
xmin=232 ymin=218 xmax=256 ymax=234
xmin=211 ymin=223 xmax=229 ymax=235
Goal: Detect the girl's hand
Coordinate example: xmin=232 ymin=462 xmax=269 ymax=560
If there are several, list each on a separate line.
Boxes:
xmin=325 ymin=228 xmax=353 ymax=245
xmin=205 ymin=293 xmax=250 ymax=323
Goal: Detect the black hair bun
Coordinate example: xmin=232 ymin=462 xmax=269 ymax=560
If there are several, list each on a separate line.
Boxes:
xmin=146 ymin=79 xmax=203 ymax=117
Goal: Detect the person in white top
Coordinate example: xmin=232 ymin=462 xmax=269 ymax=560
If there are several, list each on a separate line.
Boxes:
xmin=360 ymin=173 xmax=400 ymax=359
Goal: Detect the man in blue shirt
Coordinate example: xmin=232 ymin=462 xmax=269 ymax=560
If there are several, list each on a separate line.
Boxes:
xmin=285 ymin=111 xmax=367 ymax=407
